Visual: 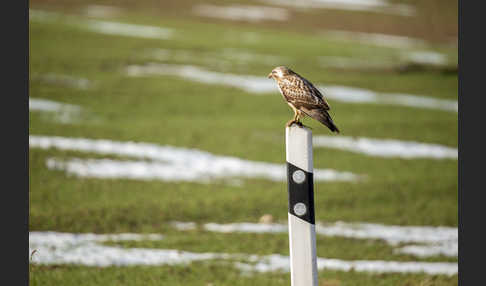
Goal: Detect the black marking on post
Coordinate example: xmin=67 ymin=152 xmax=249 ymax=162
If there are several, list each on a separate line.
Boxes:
xmin=287 ymin=162 xmax=315 ymax=224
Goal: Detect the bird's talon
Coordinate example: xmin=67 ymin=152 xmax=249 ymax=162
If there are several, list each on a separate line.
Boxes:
xmin=286 ymin=120 xmax=308 ymax=128
xmin=286 ymin=120 xmax=296 ymax=127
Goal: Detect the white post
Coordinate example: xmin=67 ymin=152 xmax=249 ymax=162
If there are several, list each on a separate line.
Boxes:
xmin=286 ymin=125 xmax=318 ymax=286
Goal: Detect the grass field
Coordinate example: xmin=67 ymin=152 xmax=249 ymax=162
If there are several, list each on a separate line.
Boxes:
xmin=29 ymin=0 xmax=457 ymax=285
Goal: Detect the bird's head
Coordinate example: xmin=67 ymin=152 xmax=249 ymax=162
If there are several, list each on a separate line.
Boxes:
xmin=268 ymin=66 xmax=292 ymax=79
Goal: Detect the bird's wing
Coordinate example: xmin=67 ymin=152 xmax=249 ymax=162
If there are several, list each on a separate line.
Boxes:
xmin=280 ymin=75 xmax=330 ymax=110
xmin=299 ymin=76 xmax=331 ymax=109
xmin=300 ymin=106 xmax=339 ymax=133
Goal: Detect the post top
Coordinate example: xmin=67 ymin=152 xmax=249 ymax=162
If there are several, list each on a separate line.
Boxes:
xmin=285 ymin=125 xmax=312 ymax=134
xmin=285 ymin=125 xmax=313 ymax=173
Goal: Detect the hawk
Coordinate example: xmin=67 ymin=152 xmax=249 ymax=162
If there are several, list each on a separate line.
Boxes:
xmin=268 ymin=66 xmax=339 ymax=133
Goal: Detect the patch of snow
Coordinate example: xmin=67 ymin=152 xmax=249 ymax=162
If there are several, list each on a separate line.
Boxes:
xmin=29 ymin=135 xmax=360 ymax=183
xmin=322 ymin=30 xmax=425 ymax=49
xmin=187 ymin=221 xmax=457 ymax=258
xmin=32 ymin=73 xmax=93 ymax=90
xmin=205 ymin=222 xmax=288 ymax=233
xmin=29 ymin=98 xmax=82 ymax=124
xmin=30 ymin=231 xmax=457 ymax=275
xmin=314 ymin=222 xmax=456 ymax=247
xmin=29 ymin=9 xmax=173 ymax=40
xmin=82 ymin=19 xmax=173 ymax=39
xmin=192 ymin=4 xmax=289 ymax=22
xmin=221 ymin=48 xmax=289 ymax=64
xmin=29 ymin=231 xmax=227 ymax=267
xmin=125 ymin=63 xmax=458 ymax=112
xmin=29 ymin=9 xmax=61 ymax=22
xmin=322 ymin=85 xmax=457 ymax=112
xmin=30 ymin=232 xmax=164 ymax=245
xmin=29 ymin=98 xmax=80 ymax=113
xmin=237 ymin=254 xmax=457 ymax=275
xmin=84 ymin=5 xmax=123 ymax=18
xmin=261 ymin=0 xmax=415 ymax=17
xmin=313 ymin=135 xmax=457 ymax=159
xmin=44 ymin=156 xmax=357 ymax=183
xmin=202 ymin=221 xmax=457 ymax=245
xmin=395 ymin=242 xmax=458 ymax=258
xmin=126 ymin=63 xmax=276 ymax=93
xmin=404 ymin=51 xmax=448 ymax=66
xmin=171 ymin=221 xmax=197 ymax=231
xmin=318 ymin=56 xmax=393 ymax=69
xmin=148 ymin=48 xmax=289 ymax=67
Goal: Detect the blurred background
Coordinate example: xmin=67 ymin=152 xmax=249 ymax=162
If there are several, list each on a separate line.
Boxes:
xmin=29 ymin=0 xmax=458 ymax=285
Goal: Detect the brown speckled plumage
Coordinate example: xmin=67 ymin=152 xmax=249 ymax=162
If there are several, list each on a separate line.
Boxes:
xmin=268 ymin=66 xmax=339 ymax=133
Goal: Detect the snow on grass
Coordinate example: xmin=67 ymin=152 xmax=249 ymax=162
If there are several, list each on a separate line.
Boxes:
xmin=403 ymin=51 xmax=449 ymax=66
xmin=261 ymin=0 xmax=415 ymax=16
xmin=29 ymin=98 xmax=82 ymax=124
xmin=318 ymin=56 xmax=393 ymax=69
xmin=313 ymin=135 xmax=457 ymax=159
xmin=44 ymin=157 xmax=358 ymax=182
xmin=319 ymin=52 xmax=450 ymax=70
xmin=205 ymin=222 xmax=288 ymax=233
xmin=314 ymin=222 xmax=456 ymax=250
xmin=30 ymin=232 xmax=164 ymax=245
xmin=32 ymin=73 xmax=93 ymax=90
xmin=29 ymin=98 xmax=81 ymax=113
xmin=30 ymin=231 xmax=457 ymax=275
xmin=323 ymin=85 xmax=457 ymax=111
xmin=30 ymin=9 xmax=61 ymax=22
xmin=29 ymin=231 xmax=227 ymax=267
xmin=126 ymin=63 xmax=276 ymax=93
xmin=237 ymin=254 xmax=457 ymax=275
xmin=84 ymin=5 xmax=123 ymax=18
xmin=148 ymin=48 xmax=290 ymax=67
xmin=201 ymin=221 xmax=457 ymax=246
xmin=395 ymin=243 xmax=458 ymax=258
xmin=30 ymin=135 xmax=360 ymax=183
xmin=192 ymin=4 xmax=289 ymax=22
xmin=171 ymin=221 xmax=198 ymax=231
xmin=81 ymin=19 xmax=172 ymax=39
xmin=193 ymin=221 xmax=457 ymax=258
xmin=30 ymin=9 xmax=173 ymax=40
xmin=125 ymin=63 xmax=458 ymax=112
xmin=322 ymin=30 xmax=425 ymax=49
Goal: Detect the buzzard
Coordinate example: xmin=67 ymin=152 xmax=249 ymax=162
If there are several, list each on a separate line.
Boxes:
xmin=268 ymin=66 xmax=339 ymax=133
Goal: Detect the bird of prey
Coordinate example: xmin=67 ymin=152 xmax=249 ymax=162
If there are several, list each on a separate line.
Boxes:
xmin=268 ymin=66 xmax=339 ymax=133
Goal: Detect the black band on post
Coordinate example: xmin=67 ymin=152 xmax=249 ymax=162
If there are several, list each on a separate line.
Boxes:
xmin=287 ymin=162 xmax=315 ymax=224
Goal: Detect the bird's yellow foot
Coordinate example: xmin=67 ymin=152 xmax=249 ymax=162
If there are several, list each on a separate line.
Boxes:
xmin=295 ymin=121 xmax=312 ymax=129
xmin=286 ymin=120 xmax=296 ymax=127
xmin=286 ymin=120 xmax=307 ymax=128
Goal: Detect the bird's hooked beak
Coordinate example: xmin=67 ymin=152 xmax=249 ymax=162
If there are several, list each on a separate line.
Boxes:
xmin=267 ymin=72 xmax=274 ymax=79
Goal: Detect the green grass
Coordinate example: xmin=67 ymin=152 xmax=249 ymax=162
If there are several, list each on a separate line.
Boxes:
xmin=29 ymin=1 xmax=457 ymax=285
xmin=30 ymin=264 xmax=458 ymax=286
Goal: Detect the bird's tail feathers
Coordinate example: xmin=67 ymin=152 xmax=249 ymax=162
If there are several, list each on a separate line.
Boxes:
xmin=302 ymin=108 xmax=340 ymax=133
